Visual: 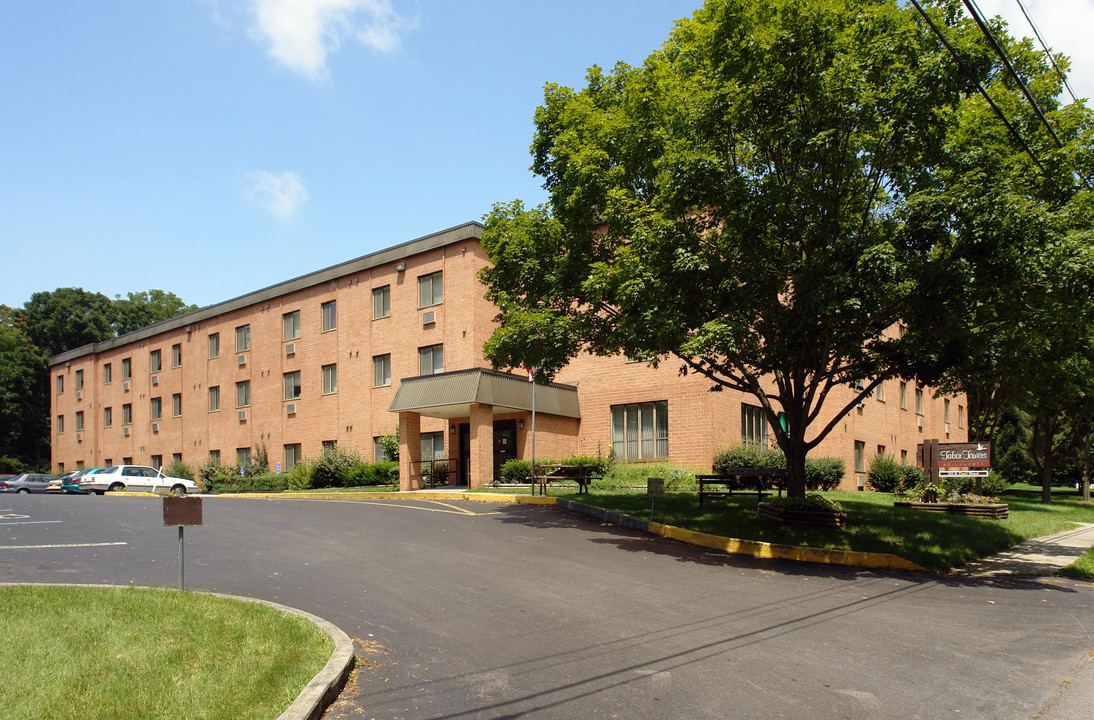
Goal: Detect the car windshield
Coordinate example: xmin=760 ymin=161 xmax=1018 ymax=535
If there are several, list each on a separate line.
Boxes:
xmin=101 ymin=466 xmax=120 ymax=474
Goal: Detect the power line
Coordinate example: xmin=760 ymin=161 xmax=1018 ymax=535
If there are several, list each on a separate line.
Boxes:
xmin=1016 ymin=0 xmax=1079 ymax=104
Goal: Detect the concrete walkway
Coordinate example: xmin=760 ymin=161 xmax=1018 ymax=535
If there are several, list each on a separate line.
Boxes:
xmin=955 ymin=522 xmax=1094 ymax=577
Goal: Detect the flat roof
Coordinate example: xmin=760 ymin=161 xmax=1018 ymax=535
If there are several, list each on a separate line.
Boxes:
xmin=50 ymin=221 xmax=484 ymax=365
xmin=389 ymin=368 xmax=581 ymax=420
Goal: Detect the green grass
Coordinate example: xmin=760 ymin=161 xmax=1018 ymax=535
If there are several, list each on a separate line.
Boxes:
xmin=0 ymin=586 xmax=332 ymax=720
xmin=1058 ymin=548 xmax=1094 ymax=579
xmin=531 ymin=487 xmax=1094 ymax=572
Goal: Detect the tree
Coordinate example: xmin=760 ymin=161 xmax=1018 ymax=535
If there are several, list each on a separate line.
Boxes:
xmin=112 ymin=290 xmax=199 ymax=336
xmin=0 ymin=306 xmax=49 ymax=469
xmin=480 ymin=0 xmax=999 ymax=497
xmin=22 ymin=288 xmax=115 ymax=357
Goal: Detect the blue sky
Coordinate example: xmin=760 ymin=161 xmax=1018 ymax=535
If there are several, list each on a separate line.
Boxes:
xmin=2 ymin=0 xmax=1091 ymax=311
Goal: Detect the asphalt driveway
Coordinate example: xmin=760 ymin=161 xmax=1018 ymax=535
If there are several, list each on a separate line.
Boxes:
xmin=2 ymin=494 xmax=1092 ymax=719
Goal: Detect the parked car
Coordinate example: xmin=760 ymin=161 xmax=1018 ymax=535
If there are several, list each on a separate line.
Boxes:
xmin=1 ymin=473 xmax=56 ymax=494
xmin=79 ymin=465 xmax=196 ymax=495
xmin=48 ymin=468 xmax=101 ymax=494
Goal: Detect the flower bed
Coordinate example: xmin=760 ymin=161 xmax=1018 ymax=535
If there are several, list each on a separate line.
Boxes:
xmin=893 ymin=501 xmax=1009 ymax=520
xmin=757 ymin=501 xmax=847 ymax=528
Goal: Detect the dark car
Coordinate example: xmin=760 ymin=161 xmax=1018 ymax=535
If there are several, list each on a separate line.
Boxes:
xmin=1 ymin=473 xmax=56 ymax=494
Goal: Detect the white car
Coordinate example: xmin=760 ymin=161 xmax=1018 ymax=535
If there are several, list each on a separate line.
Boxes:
xmin=80 ymin=465 xmax=197 ymax=495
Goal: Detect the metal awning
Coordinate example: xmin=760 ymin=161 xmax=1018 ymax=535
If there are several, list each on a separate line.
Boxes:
xmin=388 ymin=368 xmax=581 ymax=420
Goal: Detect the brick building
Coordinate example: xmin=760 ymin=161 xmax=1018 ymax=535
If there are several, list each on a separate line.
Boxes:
xmin=49 ymin=221 xmax=966 ymax=490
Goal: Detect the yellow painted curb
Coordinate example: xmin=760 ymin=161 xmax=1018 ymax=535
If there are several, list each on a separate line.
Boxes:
xmin=218 ymin=491 xmax=558 ymax=505
xmin=649 ymin=522 xmax=929 ymax=572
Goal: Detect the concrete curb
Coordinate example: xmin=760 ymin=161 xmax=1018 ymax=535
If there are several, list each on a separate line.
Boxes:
xmin=1 ymin=583 xmax=355 ymax=720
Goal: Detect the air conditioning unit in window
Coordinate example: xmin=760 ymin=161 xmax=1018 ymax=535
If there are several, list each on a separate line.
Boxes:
xmin=76 ymin=433 xmax=82 ymax=443
xmin=123 ymin=382 xmax=130 ymax=392
xmin=945 ymin=423 xmax=952 ymax=436
xmin=237 ymin=355 xmax=247 ymax=366
xmin=285 ymin=343 xmax=295 ymax=356
xmin=151 ymin=423 xmax=159 ymax=434
xmin=151 ymin=375 xmax=159 ymax=386
xmin=76 ymin=391 xmax=82 ymax=401
xmin=422 ymin=310 xmax=436 ymax=326
xmin=286 ymin=403 xmax=297 ymax=415
xmin=238 ymin=410 xmax=247 ymax=422
xmin=917 ymin=417 xmax=924 ymax=429
xmin=123 ymin=427 xmax=130 ymax=437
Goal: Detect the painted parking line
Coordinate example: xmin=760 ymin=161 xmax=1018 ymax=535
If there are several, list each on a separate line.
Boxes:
xmin=1 ymin=520 xmax=64 ymax=525
xmin=316 ymin=498 xmax=502 ymax=516
xmin=0 ymin=542 xmax=128 ymax=550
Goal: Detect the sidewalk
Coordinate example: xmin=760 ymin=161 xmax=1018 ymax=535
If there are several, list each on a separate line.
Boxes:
xmin=954 ymin=522 xmax=1094 ymax=577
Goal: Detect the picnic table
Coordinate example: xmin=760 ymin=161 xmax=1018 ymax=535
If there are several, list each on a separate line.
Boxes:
xmin=532 ymin=464 xmax=599 ymax=496
xmin=696 ymin=467 xmax=788 ymax=507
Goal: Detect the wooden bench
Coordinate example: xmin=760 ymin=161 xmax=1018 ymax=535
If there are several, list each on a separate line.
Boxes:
xmin=696 ymin=468 xmax=788 ymax=507
xmin=532 ymin=464 xmax=599 ymax=496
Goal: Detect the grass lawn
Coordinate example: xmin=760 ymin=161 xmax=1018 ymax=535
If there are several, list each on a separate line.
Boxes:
xmin=0 ymin=585 xmax=332 ymax=720
xmin=484 ymin=484 xmax=1094 ymax=573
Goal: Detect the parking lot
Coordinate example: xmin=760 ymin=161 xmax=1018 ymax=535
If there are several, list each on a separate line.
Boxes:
xmin=3 ymin=493 xmax=1094 ymax=719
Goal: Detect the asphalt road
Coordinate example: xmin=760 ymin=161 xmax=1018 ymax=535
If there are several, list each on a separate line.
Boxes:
xmin=2 ymin=493 xmax=1093 ymax=720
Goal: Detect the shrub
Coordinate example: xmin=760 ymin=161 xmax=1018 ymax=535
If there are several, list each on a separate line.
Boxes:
xmin=310 ymin=444 xmax=358 ymax=488
xmin=899 ymin=464 xmax=923 ymax=490
xmin=867 ymin=454 xmax=904 ymax=493
xmin=500 ymin=459 xmax=533 ymax=483
xmin=981 ymin=471 xmax=1009 ymax=496
xmin=201 ymin=471 xmax=288 ymax=493
xmin=557 ymin=453 xmax=613 ymax=476
xmin=804 ymin=457 xmax=845 ymax=491
xmin=286 ymin=459 xmax=314 ymax=490
xmin=165 ymin=459 xmax=195 ymax=482
xmin=600 ymin=462 xmax=699 ymax=490
xmin=376 ymin=430 xmax=399 ymax=462
xmin=712 ymin=445 xmax=785 ymax=474
xmin=343 ymin=461 xmax=399 ymax=487
xmin=763 ymin=493 xmax=844 ymax=512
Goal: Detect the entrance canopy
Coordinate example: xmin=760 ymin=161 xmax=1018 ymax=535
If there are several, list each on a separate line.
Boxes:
xmin=388 ymin=368 xmax=581 ymax=420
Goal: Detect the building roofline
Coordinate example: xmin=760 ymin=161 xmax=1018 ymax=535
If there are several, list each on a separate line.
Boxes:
xmin=49 ymin=221 xmax=484 ymax=366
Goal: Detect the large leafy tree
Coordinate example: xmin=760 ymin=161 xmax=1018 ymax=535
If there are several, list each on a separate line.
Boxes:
xmin=0 ymin=306 xmax=49 ymax=469
xmin=22 ymin=287 xmax=116 ymax=357
xmin=113 ymin=290 xmax=199 ymax=336
xmin=480 ymin=0 xmax=999 ymax=497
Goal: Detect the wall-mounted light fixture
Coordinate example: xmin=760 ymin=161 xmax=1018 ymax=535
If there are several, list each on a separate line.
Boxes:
xmin=449 ymin=425 xmax=456 ymax=433
xmin=518 ymin=420 xmax=525 ymax=429
xmin=395 ymin=262 xmax=406 ymax=272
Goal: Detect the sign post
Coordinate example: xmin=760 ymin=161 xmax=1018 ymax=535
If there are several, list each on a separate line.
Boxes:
xmin=163 ymin=497 xmax=203 ymax=592
xmin=647 ymin=478 xmax=665 ymax=521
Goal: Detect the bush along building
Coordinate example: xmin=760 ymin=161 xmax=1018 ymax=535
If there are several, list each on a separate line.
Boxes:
xmin=49 ymin=222 xmax=965 ymax=490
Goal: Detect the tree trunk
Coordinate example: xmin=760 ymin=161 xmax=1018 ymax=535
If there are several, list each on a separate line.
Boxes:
xmin=1082 ymin=437 xmax=1092 ymax=504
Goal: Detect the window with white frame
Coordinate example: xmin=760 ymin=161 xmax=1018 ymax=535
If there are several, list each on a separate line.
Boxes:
xmin=104 ymin=363 xmax=112 ymax=384
xmin=236 ymin=381 xmax=250 ymax=408
xmin=76 ymin=411 xmax=84 ymax=431
xmin=209 ymin=385 xmax=220 ymax=412
xmin=611 ymin=401 xmax=668 ymax=460
xmin=172 ymin=393 xmax=182 ymax=417
xmin=373 ymin=354 xmax=391 ymax=387
xmin=284 ymin=371 xmax=301 ymax=400
xmin=235 ymin=325 xmax=250 ymax=353
xmin=209 ymin=333 xmax=220 ymax=359
xmin=56 ymin=375 xmax=64 ymax=394
xmin=418 ymin=345 xmax=443 ymax=376
xmin=418 ymin=271 xmax=443 ymax=308
xmin=284 ymin=443 xmax=302 ymax=471
xmin=421 ymin=432 xmax=444 ymax=461
xmin=915 ymin=388 xmax=923 ymax=415
xmin=741 ymin=403 xmax=767 ymax=447
xmin=322 ymin=364 xmax=337 ymax=394
xmin=150 ymin=397 xmax=162 ymax=421
xmin=75 ymin=369 xmax=83 ymax=389
xmin=171 ymin=343 xmax=181 ymax=368
xmin=283 ymin=310 xmax=300 ymax=341
xmin=374 ymin=437 xmax=393 ymax=462
xmin=104 ymin=406 xmax=112 ymax=428
xmin=237 ymin=447 xmax=251 ymax=466
xmin=150 ymin=349 xmax=161 ymax=373
xmin=322 ymin=301 xmax=337 ymax=331
xmin=122 ymin=403 xmax=132 ymax=425
xmin=373 ymin=286 xmax=390 ymax=319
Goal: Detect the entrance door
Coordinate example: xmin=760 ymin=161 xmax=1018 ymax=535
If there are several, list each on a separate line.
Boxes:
xmin=458 ymin=423 xmax=470 ymax=485
xmin=493 ymin=419 xmax=517 ymax=481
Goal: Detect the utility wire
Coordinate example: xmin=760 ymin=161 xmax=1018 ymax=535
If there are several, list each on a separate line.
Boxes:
xmin=1016 ymin=0 xmax=1079 ymax=104
xmin=963 ymin=0 xmax=1063 ymax=149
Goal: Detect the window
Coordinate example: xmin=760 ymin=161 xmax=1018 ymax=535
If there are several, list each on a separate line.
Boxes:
xmin=237 ymin=447 xmax=251 ymax=466
xmin=284 ymin=371 xmax=301 ymax=400
xmin=283 ymin=310 xmax=300 ymax=341
xmin=418 ymin=271 xmax=443 ymax=308
xmin=209 ymin=449 xmax=220 ymax=465
xmin=236 ymin=381 xmax=251 ymax=408
xmin=122 ymin=456 xmax=132 ymax=465
xmin=877 ymin=444 xmax=886 ymax=457
xmin=75 ymin=369 xmax=84 ymax=389
xmin=235 ymin=325 xmax=250 ymax=353
xmin=104 ymin=363 xmax=112 ymax=384
xmin=901 ymin=449 xmax=908 ymax=463
xmin=374 ymin=437 xmax=393 ymax=462
xmin=76 ymin=411 xmax=84 ymax=431
xmin=374 ymin=354 xmax=392 ymax=387
xmin=56 ymin=375 xmax=64 ymax=395
xmin=421 ymin=432 xmax=444 ymax=462
xmin=875 ymin=382 xmax=885 ymax=402
xmin=372 ymin=286 xmax=390 ymax=319
xmin=322 ymin=364 xmax=337 ymax=394
xmin=209 ymin=333 xmax=220 ymax=359
xmin=899 ymin=381 xmax=907 ymax=410
xmin=171 ymin=344 xmax=182 ymax=368
xmin=855 ymin=441 xmax=866 ymax=472
xmin=56 ymin=415 xmax=64 ymax=434
xmin=104 ymin=406 xmax=112 ymax=428
xmin=172 ymin=393 xmax=182 ymax=417
xmin=150 ymin=349 xmax=161 ymax=373
xmin=209 ymin=386 xmax=220 ymax=412
xmin=851 ymin=378 xmax=864 ymax=392
xmin=322 ymin=301 xmax=337 ymax=331
xmin=958 ymin=405 xmax=965 ymax=429
xmin=123 ymin=404 xmax=132 ymax=425
xmin=741 ymin=404 xmax=767 ymax=448
xmin=418 ymin=345 xmax=443 ymax=376
xmin=944 ymin=398 xmax=951 ymax=423
xmin=611 ymin=401 xmax=669 ymax=460
xmin=151 ymin=397 xmax=162 ymax=421
xmin=122 ymin=358 xmax=131 ymax=380
xmin=150 ymin=454 xmax=162 ymax=469
xmin=915 ymin=388 xmax=923 ymax=415
xmin=284 ymin=443 xmax=303 ymax=472
xmin=322 ymin=440 xmax=337 ymax=452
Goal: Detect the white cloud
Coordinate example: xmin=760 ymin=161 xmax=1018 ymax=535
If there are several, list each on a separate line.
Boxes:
xmin=248 ymin=0 xmax=416 ymax=80
xmin=242 ymin=170 xmax=308 ymax=221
